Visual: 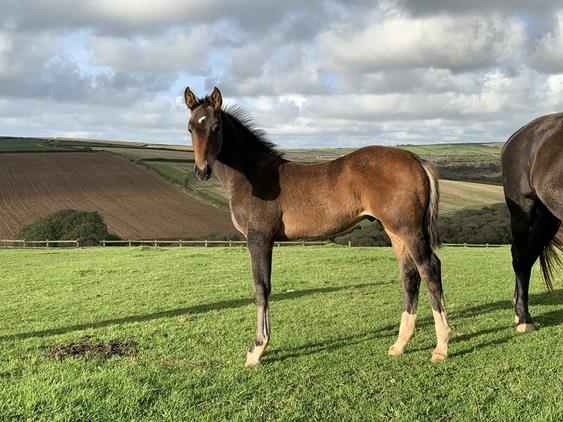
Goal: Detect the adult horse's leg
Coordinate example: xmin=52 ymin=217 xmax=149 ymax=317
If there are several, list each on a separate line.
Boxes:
xmin=245 ymin=233 xmax=273 ymax=367
xmin=388 ymin=233 xmax=421 ymax=356
xmin=405 ymin=234 xmax=450 ymax=362
xmin=508 ymin=200 xmax=560 ymax=332
xmin=509 ymin=205 xmax=535 ymax=332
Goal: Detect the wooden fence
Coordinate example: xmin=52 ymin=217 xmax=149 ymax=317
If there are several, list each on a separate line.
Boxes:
xmin=0 ymin=239 xmax=80 ymax=248
xmin=0 ymin=239 xmax=506 ymax=249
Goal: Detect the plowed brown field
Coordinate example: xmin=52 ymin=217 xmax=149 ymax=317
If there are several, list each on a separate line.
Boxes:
xmin=0 ymin=152 xmax=234 ymax=239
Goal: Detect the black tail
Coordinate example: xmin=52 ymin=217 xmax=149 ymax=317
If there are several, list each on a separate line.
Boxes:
xmin=539 ymin=230 xmax=562 ymax=292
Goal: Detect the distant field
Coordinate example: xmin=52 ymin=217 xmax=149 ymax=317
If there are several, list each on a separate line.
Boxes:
xmin=0 ymin=137 xmax=506 ymax=235
xmin=0 ymin=137 xmax=63 ymax=152
xmin=0 ymin=246 xmax=561 ymax=420
xmin=440 ymin=180 xmax=505 ymax=214
xmin=0 ymin=152 xmax=233 ymax=239
xmin=399 ymin=143 xmax=502 ymax=159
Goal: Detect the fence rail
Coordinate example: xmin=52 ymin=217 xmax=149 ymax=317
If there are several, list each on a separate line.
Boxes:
xmin=0 ymin=239 xmax=80 ymax=248
xmin=99 ymin=239 xmax=330 ymax=247
xmin=0 ymin=239 xmax=506 ymax=249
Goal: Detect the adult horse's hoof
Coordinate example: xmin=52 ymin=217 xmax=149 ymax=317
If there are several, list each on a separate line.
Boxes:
xmin=516 ymin=323 xmax=535 ymax=333
xmin=430 ymin=352 xmax=447 ymax=362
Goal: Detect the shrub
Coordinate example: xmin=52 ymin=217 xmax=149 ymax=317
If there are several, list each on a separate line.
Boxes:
xmin=16 ymin=209 xmax=119 ymax=246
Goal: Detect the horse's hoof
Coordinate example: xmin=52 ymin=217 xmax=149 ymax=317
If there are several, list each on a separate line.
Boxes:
xmin=431 ymin=352 xmax=447 ymax=362
xmin=514 ymin=315 xmax=519 ymax=324
xmin=388 ymin=344 xmax=404 ymax=356
xmin=516 ymin=323 xmax=535 ymax=333
xmin=245 ymin=358 xmax=260 ymax=368
xmin=245 ymin=351 xmax=261 ymax=367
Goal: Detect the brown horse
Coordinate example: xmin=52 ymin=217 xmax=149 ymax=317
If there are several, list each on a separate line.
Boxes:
xmin=501 ymin=113 xmax=563 ymax=333
xmin=183 ymin=87 xmax=451 ymax=366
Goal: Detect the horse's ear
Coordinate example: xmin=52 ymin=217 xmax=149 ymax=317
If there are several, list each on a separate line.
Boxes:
xmin=210 ymin=87 xmax=222 ymax=111
xmin=184 ymin=87 xmax=199 ymax=111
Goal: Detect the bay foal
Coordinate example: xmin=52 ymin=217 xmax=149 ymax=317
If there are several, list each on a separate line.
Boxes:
xmin=184 ymin=87 xmax=451 ymax=366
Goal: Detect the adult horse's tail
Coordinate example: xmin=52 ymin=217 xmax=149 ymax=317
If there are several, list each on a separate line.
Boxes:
xmin=539 ymin=228 xmax=562 ymax=292
xmin=420 ymin=159 xmax=441 ymax=251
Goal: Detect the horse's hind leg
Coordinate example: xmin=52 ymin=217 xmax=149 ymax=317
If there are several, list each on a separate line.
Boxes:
xmin=509 ymin=200 xmax=560 ymax=332
xmin=404 ymin=233 xmax=451 ymax=362
xmin=245 ymin=233 xmax=273 ymax=367
xmin=387 ymin=233 xmax=421 ymax=356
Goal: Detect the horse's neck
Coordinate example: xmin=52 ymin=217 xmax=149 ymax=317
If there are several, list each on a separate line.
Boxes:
xmin=214 ymin=120 xmax=280 ymax=199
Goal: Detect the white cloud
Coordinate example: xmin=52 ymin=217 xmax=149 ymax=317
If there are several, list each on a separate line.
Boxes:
xmin=318 ymin=14 xmax=526 ymax=72
xmin=92 ymin=29 xmax=211 ymax=74
xmin=531 ymin=12 xmax=563 ymax=73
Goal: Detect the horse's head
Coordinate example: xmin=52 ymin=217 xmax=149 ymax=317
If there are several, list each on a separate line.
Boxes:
xmin=184 ymin=86 xmax=223 ymax=181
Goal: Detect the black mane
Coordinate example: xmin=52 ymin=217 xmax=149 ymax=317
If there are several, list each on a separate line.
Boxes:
xmin=200 ymin=96 xmax=284 ymax=159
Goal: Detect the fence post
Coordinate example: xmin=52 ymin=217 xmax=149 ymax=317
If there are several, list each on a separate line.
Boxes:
xmin=229 ymin=240 xmax=232 ymax=247
xmin=46 ymin=239 xmax=50 ymax=248
xmin=205 ymin=240 xmax=208 ymax=247
xmin=179 ymin=240 xmax=183 ymax=247
xmin=348 ymin=240 xmax=352 ymax=247
xmin=129 ymin=240 xmax=132 ymax=247
xmin=154 ymin=239 xmax=158 ymax=247
xmin=102 ymin=240 xmax=106 ymax=247
xmin=76 ymin=240 xmax=79 ymax=248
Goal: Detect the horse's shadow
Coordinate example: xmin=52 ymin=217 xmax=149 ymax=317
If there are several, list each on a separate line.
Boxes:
xmin=2 ymin=286 xmax=561 ymax=362
xmin=266 ymin=289 xmax=563 ymax=363
xmin=0 ymin=282 xmax=386 ymax=342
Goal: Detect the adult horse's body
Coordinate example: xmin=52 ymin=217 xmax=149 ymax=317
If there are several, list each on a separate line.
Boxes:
xmin=184 ymin=87 xmax=450 ymax=366
xmin=501 ymin=113 xmax=563 ymax=332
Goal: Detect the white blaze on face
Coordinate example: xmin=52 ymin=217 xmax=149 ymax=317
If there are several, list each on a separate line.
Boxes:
xmin=198 ymin=116 xmax=206 ymax=124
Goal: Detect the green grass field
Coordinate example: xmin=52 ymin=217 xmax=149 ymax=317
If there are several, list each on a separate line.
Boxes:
xmin=1 ymin=246 xmax=561 ymax=421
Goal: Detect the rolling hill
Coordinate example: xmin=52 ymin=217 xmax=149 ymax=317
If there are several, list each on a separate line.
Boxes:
xmin=0 ymin=152 xmax=234 ymax=239
xmin=0 ymin=137 xmax=507 ymax=240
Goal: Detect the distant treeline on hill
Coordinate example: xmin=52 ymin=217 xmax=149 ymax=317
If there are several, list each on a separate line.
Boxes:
xmin=437 ymin=162 xmax=502 ymax=185
xmin=332 ymin=203 xmax=511 ymax=246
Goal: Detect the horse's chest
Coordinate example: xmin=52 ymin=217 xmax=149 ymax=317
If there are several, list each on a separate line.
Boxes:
xmin=229 ymin=204 xmax=247 ymax=237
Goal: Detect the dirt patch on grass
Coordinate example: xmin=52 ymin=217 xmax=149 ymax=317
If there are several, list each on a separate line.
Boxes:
xmin=47 ymin=339 xmax=137 ymax=359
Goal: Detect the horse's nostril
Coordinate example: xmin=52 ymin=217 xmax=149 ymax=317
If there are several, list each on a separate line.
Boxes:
xmin=195 ymin=165 xmax=211 ymax=181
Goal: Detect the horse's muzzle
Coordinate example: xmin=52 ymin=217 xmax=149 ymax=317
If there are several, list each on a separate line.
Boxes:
xmin=195 ymin=164 xmax=211 ymax=181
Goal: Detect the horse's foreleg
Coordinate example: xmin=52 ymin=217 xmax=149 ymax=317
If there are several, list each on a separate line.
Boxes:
xmin=388 ymin=234 xmax=421 ymax=356
xmin=245 ymin=235 xmax=273 ymax=367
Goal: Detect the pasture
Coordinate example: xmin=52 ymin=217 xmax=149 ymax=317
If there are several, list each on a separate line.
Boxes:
xmin=1 ymin=246 xmax=561 ymax=421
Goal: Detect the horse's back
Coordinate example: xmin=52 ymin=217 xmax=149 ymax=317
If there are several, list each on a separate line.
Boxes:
xmin=277 ymin=145 xmax=429 ymax=239
xmin=501 ymin=113 xmax=563 ymax=202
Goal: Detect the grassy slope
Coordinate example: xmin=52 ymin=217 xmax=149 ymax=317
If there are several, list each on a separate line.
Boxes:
xmin=440 ymin=180 xmax=505 ymax=214
xmin=1 ymin=246 xmax=561 ymax=421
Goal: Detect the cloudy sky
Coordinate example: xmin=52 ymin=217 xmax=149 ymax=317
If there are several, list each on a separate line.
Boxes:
xmin=1 ymin=0 xmax=563 ymax=148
